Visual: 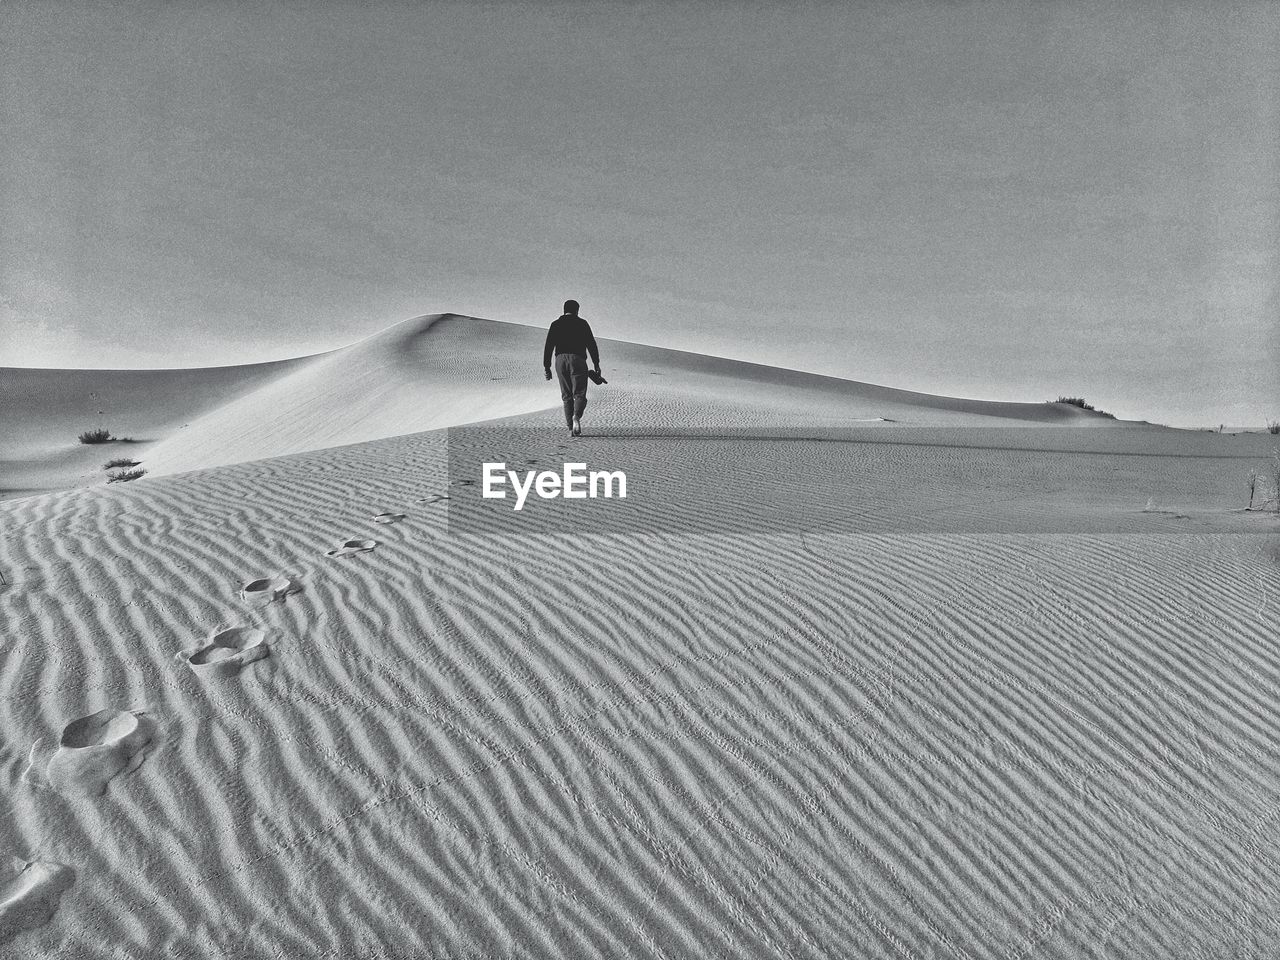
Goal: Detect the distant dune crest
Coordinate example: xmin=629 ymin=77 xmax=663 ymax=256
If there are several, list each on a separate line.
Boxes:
xmin=2 ymin=313 xmax=1124 ymax=497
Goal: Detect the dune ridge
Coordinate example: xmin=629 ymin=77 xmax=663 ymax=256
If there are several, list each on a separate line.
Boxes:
xmin=3 ymin=313 xmax=1128 ymax=499
xmin=131 ymin=313 xmax=1135 ymax=480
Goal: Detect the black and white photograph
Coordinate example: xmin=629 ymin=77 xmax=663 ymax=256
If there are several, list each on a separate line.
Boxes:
xmin=2 ymin=1 xmax=1278 ymax=957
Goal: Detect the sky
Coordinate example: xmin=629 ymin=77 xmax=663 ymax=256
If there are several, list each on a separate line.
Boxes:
xmin=2 ymin=0 xmax=1276 ymax=427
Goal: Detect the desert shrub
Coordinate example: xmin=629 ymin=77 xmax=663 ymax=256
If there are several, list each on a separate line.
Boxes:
xmin=103 ymin=458 xmax=141 ymax=469
xmin=106 ymin=468 xmax=147 ymax=483
xmin=1245 ymin=452 xmax=1280 ymax=511
xmin=1052 ymin=397 xmax=1115 ymax=419
xmin=1273 ymin=449 xmax=1280 ymax=512
xmin=78 ymin=428 xmax=116 ymax=444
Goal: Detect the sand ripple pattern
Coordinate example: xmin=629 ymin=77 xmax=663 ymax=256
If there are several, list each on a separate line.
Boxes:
xmin=1 ymin=430 xmax=1279 ymax=958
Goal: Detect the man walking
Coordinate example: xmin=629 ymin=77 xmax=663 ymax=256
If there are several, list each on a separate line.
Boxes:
xmin=543 ymin=299 xmax=602 ymax=437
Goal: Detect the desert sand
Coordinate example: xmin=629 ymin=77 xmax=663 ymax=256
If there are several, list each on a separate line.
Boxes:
xmin=2 ymin=314 xmax=1278 ymax=957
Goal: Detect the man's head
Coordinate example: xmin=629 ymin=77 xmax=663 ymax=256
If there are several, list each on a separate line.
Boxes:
xmin=563 ymin=299 xmax=579 ymax=316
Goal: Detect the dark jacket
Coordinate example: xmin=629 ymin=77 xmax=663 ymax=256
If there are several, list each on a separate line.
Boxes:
xmin=543 ymin=314 xmax=600 ymax=369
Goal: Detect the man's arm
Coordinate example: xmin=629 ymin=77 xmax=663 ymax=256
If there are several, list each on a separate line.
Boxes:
xmin=585 ymin=321 xmax=601 ymax=371
xmin=543 ymin=323 xmax=555 ymax=373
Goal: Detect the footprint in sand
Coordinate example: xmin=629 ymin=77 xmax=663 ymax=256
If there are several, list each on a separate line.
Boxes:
xmin=176 ymin=626 xmax=270 ymax=678
xmin=325 ymin=538 xmax=376 ymax=558
xmin=416 ymin=494 xmax=450 ymax=504
xmin=239 ymin=576 xmax=299 ymax=604
xmin=22 ymin=709 xmax=154 ymax=797
xmin=372 ymin=512 xmax=405 ymax=524
xmin=0 ymin=858 xmax=74 ymax=945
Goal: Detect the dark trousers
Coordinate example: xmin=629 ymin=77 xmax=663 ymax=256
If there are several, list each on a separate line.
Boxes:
xmin=554 ymin=352 xmax=588 ymax=427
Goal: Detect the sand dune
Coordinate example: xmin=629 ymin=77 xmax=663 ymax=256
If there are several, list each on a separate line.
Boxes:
xmin=2 ymin=315 xmax=1277 ymax=957
xmin=0 ymin=355 xmax=314 ymax=500
xmin=3 ymin=313 xmax=1125 ymax=498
